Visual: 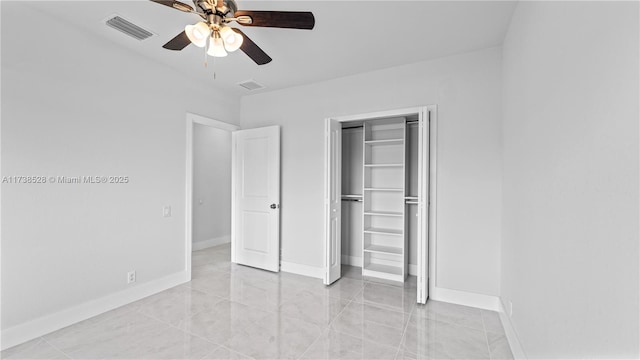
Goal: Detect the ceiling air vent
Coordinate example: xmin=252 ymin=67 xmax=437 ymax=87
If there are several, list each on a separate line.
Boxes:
xmin=106 ymin=16 xmax=154 ymax=41
xmin=238 ymin=80 xmax=266 ymax=91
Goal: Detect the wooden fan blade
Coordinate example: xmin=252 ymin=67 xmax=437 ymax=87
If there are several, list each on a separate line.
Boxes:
xmin=149 ymin=0 xmax=194 ymax=13
xmin=163 ymin=31 xmax=191 ymax=50
xmin=234 ymin=10 xmax=315 ymax=30
xmin=233 ymin=28 xmax=272 ymax=65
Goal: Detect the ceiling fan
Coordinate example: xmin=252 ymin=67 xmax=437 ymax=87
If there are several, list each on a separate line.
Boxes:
xmin=150 ymin=0 xmax=315 ymax=65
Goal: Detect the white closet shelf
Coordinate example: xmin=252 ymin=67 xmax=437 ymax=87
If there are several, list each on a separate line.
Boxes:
xmin=359 ymin=118 xmax=407 ymax=284
xmin=364 ymin=163 xmax=403 ymax=168
xmin=364 ymin=139 xmax=404 ymax=145
xmin=364 ymin=227 xmax=403 ymax=236
xmin=364 ymin=244 xmax=403 ymax=255
xmin=363 ymin=188 xmax=404 ymax=192
xmin=363 ymin=264 xmax=403 ymax=280
xmin=364 ymin=211 xmax=403 ymax=217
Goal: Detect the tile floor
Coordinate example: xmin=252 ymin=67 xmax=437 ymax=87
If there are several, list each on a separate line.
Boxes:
xmin=2 ymin=244 xmax=514 ymax=359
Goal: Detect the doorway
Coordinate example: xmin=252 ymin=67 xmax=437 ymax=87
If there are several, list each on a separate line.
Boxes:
xmin=323 ymin=106 xmax=437 ymax=304
xmin=185 ymin=113 xmax=239 ymax=279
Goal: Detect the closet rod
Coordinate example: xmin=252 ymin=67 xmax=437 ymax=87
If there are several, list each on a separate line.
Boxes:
xmin=343 ymin=120 xmax=418 ymax=130
xmin=341 ymin=198 xmax=362 ymax=202
xmin=342 ymin=194 xmax=363 ymax=199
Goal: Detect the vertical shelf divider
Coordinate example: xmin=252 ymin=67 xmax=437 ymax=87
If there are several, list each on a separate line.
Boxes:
xmin=361 ymin=118 xmax=408 ymax=282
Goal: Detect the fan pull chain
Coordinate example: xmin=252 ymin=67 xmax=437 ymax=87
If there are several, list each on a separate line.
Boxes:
xmin=212 ymin=56 xmax=217 ymax=80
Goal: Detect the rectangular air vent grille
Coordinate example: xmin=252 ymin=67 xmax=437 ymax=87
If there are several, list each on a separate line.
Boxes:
xmin=238 ymin=80 xmax=266 ymax=91
xmin=106 ymin=16 xmax=153 ymax=41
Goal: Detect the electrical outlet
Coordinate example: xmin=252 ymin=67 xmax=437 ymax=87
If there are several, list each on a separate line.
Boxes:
xmin=508 ymin=300 xmax=513 ymax=317
xmin=127 ymin=271 xmax=136 ymax=284
xmin=163 ymin=206 xmax=171 ymax=218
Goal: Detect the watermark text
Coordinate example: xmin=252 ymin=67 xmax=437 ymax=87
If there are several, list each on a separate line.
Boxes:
xmin=2 ymin=176 xmax=130 ymax=184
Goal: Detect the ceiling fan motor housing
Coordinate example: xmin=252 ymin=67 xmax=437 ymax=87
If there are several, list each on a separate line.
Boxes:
xmin=194 ymin=0 xmax=237 ymax=17
xmin=221 ymin=0 xmax=238 ymax=17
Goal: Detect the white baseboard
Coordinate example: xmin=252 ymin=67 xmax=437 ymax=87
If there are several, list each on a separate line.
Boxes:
xmin=408 ymin=264 xmax=417 ymax=276
xmin=1 ymin=270 xmax=189 ymax=351
xmin=430 ymin=286 xmax=500 ymax=311
xmin=341 ymin=255 xmax=362 ymax=267
xmin=280 ymin=261 xmax=324 ymax=279
xmin=192 ymin=235 xmax=230 ymax=251
xmin=341 ymin=255 xmax=418 ymax=276
xmin=498 ymin=299 xmax=527 ymax=359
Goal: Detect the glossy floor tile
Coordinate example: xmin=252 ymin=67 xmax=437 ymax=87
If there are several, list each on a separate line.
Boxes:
xmin=301 ymin=329 xmax=398 ymax=360
xmin=330 ymin=301 xmax=409 ymax=349
xmin=2 ymin=244 xmax=513 ymax=360
xmin=227 ymin=314 xmax=323 ymax=359
xmin=402 ymin=315 xmax=490 ymax=359
xmin=0 ymin=338 xmax=68 ymax=360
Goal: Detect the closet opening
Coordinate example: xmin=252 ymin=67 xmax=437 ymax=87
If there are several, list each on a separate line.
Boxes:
xmin=324 ymin=106 xmax=437 ymax=305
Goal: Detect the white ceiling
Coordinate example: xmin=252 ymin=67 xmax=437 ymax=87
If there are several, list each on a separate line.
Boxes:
xmin=23 ymin=0 xmax=516 ymax=97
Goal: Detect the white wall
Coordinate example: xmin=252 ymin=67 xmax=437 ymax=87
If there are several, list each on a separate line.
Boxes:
xmin=501 ymin=1 xmax=639 ymax=357
xmin=1 ymin=1 xmax=239 ymax=339
xmin=240 ymin=47 xmax=503 ymax=296
xmin=192 ymin=124 xmax=232 ymax=247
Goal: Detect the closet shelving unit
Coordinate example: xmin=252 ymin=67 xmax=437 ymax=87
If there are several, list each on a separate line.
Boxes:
xmin=361 ymin=118 xmax=408 ymax=282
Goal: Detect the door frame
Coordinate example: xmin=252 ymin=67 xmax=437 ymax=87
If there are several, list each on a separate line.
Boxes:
xmin=185 ymin=112 xmax=239 ymax=280
xmin=323 ymin=105 xmax=438 ymax=301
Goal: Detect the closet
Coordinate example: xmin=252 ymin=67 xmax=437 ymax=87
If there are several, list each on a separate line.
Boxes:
xmin=340 ymin=115 xmax=420 ymax=283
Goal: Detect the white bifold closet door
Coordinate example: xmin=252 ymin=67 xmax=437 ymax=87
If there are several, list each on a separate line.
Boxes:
xmin=231 ymin=126 xmax=281 ymax=272
xmin=324 ymin=119 xmax=342 ymax=284
xmin=415 ymin=109 xmax=430 ymax=304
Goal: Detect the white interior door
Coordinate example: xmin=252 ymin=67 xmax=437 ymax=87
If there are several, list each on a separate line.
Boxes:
xmin=231 ymin=126 xmax=281 ymax=272
xmin=324 ymin=119 xmax=342 ymax=285
xmin=416 ymin=109 xmax=430 ymax=304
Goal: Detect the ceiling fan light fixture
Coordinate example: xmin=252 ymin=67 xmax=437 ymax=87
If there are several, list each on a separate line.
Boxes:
xmin=219 ymin=26 xmax=243 ymax=52
xmin=207 ymin=34 xmax=228 ymax=57
xmin=185 ymin=21 xmax=210 ymax=47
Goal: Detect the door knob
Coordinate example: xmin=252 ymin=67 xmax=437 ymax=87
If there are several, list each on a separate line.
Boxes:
xmin=270 ymin=204 xmax=279 ymax=209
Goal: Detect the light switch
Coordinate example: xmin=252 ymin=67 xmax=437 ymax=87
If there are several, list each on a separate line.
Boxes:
xmin=163 ymin=206 xmax=171 ymax=217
